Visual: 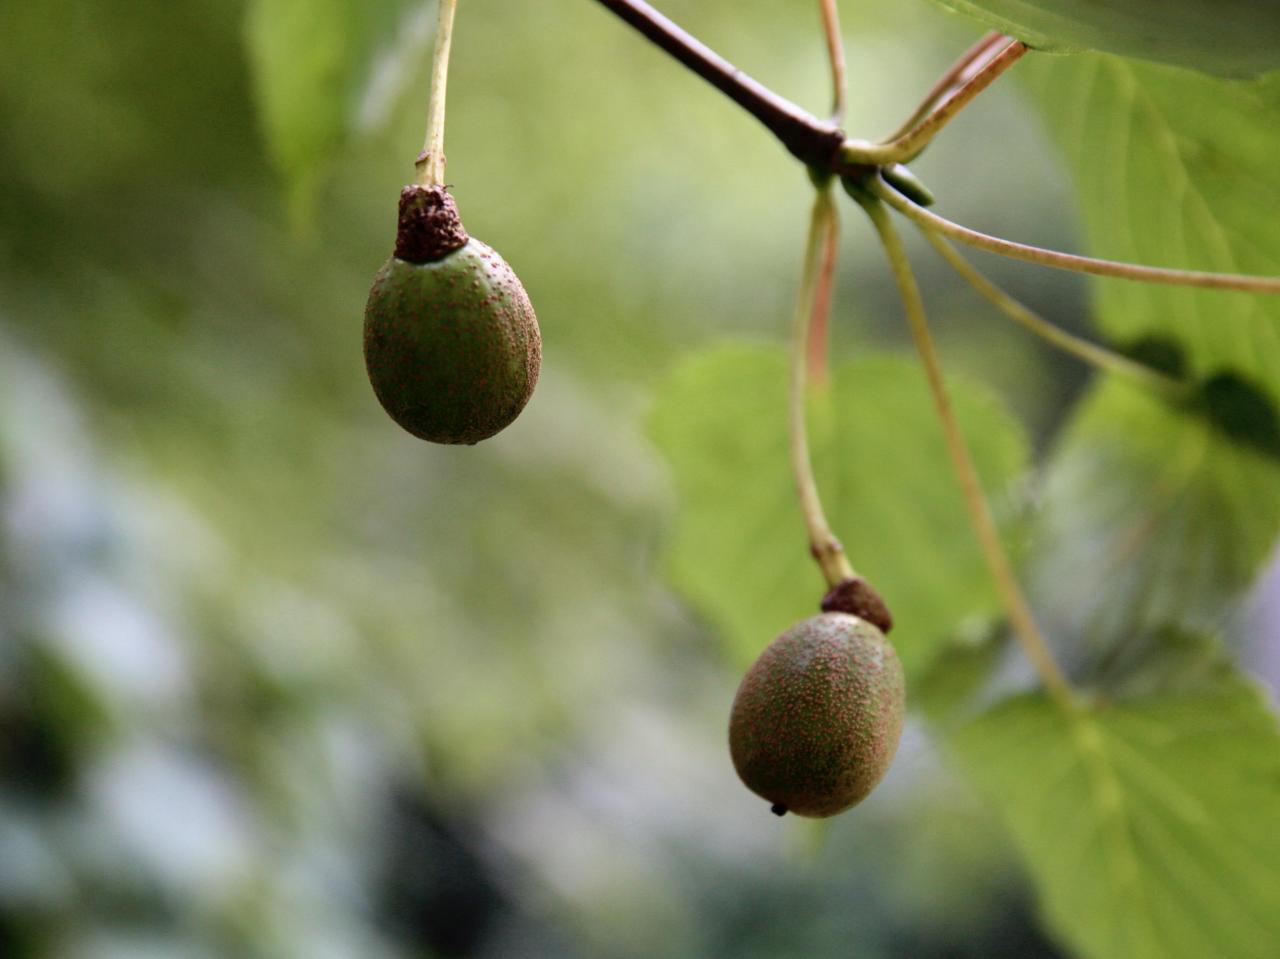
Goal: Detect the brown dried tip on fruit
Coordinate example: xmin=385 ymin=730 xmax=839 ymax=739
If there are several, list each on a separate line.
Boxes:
xmin=820 ymin=576 xmax=893 ymax=634
xmin=729 ymin=612 xmax=905 ymax=818
xmin=363 ymin=185 xmax=541 ymax=445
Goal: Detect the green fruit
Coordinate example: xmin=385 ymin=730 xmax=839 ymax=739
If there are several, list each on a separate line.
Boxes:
xmin=364 ymin=185 xmax=541 ymax=445
xmin=728 ymin=612 xmax=905 ymax=818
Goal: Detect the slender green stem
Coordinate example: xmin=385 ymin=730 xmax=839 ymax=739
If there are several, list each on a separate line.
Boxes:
xmin=416 ymin=0 xmax=459 ymax=187
xmin=883 ymin=31 xmax=1006 ymax=143
xmin=818 ymin=0 xmax=847 ymax=124
xmin=792 ymin=187 xmax=856 ymax=588
xmin=842 ymin=38 xmax=1026 ymax=166
xmin=857 ymin=193 xmax=1076 ymax=708
xmin=920 ymin=227 xmax=1193 ymax=399
xmin=875 ymin=177 xmax=1280 ymax=293
xmin=888 ymin=37 xmax=1025 ymax=162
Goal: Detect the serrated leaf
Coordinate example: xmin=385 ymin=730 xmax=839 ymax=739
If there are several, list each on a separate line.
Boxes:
xmin=245 ymin=0 xmax=425 ymax=207
xmin=952 ymin=647 xmax=1280 ymax=959
xmin=927 ymin=0 xmax=1280 ymax=77
xmin=1023 ymin=56 xmax=1280 ymax=401
xmin=1028 ymin=378 xmax=1280 ymax=646
xmin=648 ymin=343 xmax=1028 ymax=679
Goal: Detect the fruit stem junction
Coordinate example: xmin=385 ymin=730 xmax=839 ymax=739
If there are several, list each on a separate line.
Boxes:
xmin=416 ymin=0 xmax=459 ymax=188
xmin=791 ymin=185 xmax=857 ymax=590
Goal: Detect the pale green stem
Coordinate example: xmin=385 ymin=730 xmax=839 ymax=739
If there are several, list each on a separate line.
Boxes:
xmin=818 ymin=0 xmax=847 ymax=124
xmin=842 ymin=39 xmax=1026 ymax=166
xmin=792 ymin=187 xmax=856 ymax=588
xmin=883 ymin=31 xmax=1006 ymax=143
xmin=858 ymin=194 xmax=1076 ymax=709
xmin=887 ymin=37 xmax=1025 ymax=163
xmin=874 ymin=177 xmax=1280 ymax=294
xmin=416 ymin=0 xmax=459 ymax=187
xmin=920 ymin=227 xmax=1193 ymax=400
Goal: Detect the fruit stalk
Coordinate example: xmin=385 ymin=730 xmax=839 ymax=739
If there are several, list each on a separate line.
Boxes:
xmin=874 ymin=175 xmax=1280 ymax=293
xmin=806 ymin=193 xmax=840 ymax=388
xmin=858 ymin=192 xmax=1076 ymax=709
xmin=791 ymin=186 xmax=856 ymax=589
xmin=863 ymin=38 xmax=1026 ymax=165
xmin=919 ymin=227 xmax=1192 ymax=398
xmin=818 ymin=0 xmax=847 ymax=124
xmin=883 ymin=31 xmax=1007 ymax=144
xmin=416 ymin=0 xmax=459 ymax=188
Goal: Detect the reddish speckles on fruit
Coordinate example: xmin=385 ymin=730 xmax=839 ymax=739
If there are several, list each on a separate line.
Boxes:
xmin=363 ymin=186 xmax=541 ymax=445
xmin=728 ymin=612 xmax=905 ymax=818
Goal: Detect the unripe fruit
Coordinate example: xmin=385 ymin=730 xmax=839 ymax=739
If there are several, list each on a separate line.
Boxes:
xmin=729 ymin=613 xmax=904 ymax=818
xmin=364 ymin=185 xmax=541 ymax=444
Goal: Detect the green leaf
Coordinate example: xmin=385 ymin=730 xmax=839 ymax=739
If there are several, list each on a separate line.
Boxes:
xmin=1028 ymin=378 xmax=1280 ymax=646
xmin=648 ymin=343 xmax=1029 ymax=679
xmin=1023 ymin=56 xmax=1280 ymax=402
xmin=245 ymin=0 xmax=424 ymax=208
xmin=1018 ymin=56 xmax=1280 ymax=645
xmin=952 ymin=644 xmax=1280 ymax=959
xmin=927 ymin=0 xmax=1280 ymax=77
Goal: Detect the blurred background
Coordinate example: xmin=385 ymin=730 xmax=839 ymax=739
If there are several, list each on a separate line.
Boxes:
xmin=0 ymin=1 xmax=1276 ymax=956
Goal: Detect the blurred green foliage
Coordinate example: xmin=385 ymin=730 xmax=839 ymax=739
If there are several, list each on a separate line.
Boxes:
xmin=649 ymin=345 xmax=1029 ymax=679
xmin=0 ymin=1 xmax=1276 ymax=957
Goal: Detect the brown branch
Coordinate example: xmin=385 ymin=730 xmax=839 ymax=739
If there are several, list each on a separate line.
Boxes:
xmin=591 ymin=0 xmax=847 ymax=166
xmin=593 ymin=0 xmax=1280 ymax=293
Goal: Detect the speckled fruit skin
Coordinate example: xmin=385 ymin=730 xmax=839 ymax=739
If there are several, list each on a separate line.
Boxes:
xmin=729 ymin=613 xmax=905 ymax=818
xmin=363 ymin=239 xmax=541 ymax=445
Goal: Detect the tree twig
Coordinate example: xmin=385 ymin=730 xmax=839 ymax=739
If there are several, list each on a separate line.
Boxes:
xmin=590 ymin=1 xmax=1280 ymax=294
xmin=590 ymin=0 xmax=848 ymax=166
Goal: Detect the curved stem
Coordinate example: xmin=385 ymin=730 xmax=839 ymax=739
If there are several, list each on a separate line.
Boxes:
xmin=920 ymin=227 xmax=1193 ymax=399
xmin=818 ymin=0 xmax=847 ymax=124
xmin=857 ymin=194 xmax=1076 ymax=709
xmin=875 ymin=176 xmax=1280 ymax=293
xmin=416 ymin=0 xmax=459 ymax=187
xmin=792 ymin=187 xmax=856 ymax=588
xmin=843 ymin=38 xmax=1026 ymax=166
xmin=884 ymin=31 xmax=1006 ymax=143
